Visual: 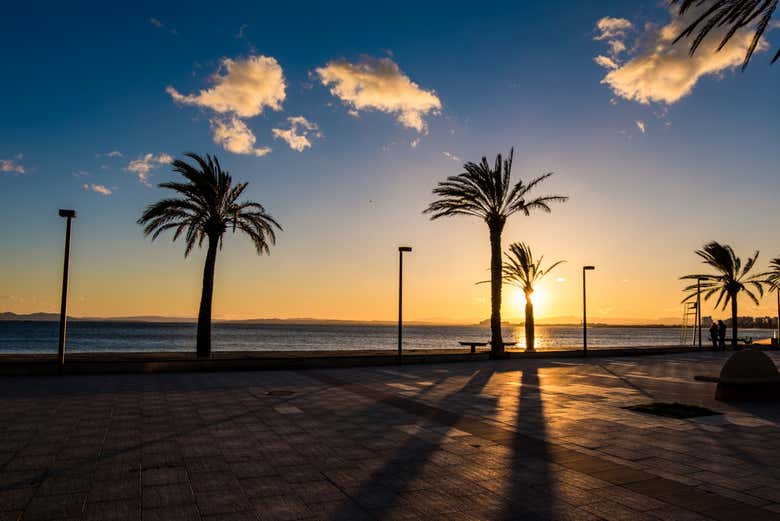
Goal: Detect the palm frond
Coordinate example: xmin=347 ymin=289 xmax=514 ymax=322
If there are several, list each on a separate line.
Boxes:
xmin=671 ymin=0 xmax=779 ymax=69
xmin=138 ymin=153 xmax=281 ymax=258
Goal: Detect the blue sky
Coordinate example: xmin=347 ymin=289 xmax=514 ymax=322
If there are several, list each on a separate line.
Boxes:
xmin=1 ymin=1 xmax=778 ymax=322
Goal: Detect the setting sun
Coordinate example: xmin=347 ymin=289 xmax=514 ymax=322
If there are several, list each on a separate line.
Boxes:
xmin=510 ymin=286 xmax=546 ymax=316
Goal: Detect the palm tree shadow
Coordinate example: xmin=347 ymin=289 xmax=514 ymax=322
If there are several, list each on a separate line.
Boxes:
xmin=499 ymin=366 xmax=555 ymax=520
xmin=325 ymin=368 xmax=498 ymax=519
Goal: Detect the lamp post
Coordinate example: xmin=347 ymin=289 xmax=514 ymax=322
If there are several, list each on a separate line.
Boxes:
xmin=582 ymin=266 xmax=595 ymax=357
xmin=696 ymin=277 xmax=703 ymax=349
xmin=398 ymin=246 xmax=412 ymax=363
xmin=57 ymin=209 xmax=76 ymax=375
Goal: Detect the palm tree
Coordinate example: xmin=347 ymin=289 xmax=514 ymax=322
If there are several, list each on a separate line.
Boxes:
xmin=502 ymin=242 xmax=565 ymax=352
xmin=138 ymin=153 xmax=281 ymax=358
xmin=766 ymin=257 xmax=780 ymax=342
xmin=681 ymin=241 xmax=765 ymax=347
xmin=424 ymin=149 xmax=568 ymax=358
xmin=672 ymin=0 xmax=779 ymax=69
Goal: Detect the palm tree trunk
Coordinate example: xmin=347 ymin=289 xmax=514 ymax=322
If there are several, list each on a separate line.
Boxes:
xmin=524 ymin=294 xmax=535 ymax=352
xmin=196 ymin=236 xmax=219 ymax=358
xmin=776 ymin=289 xmax=779 ymax=346
xmin=489 ymin=224 xmax=504 ymax=358
xmin=731 ymin=294 xmax=738 ymax=348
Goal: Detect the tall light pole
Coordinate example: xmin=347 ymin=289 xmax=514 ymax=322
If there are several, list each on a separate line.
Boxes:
xmin=57 ymin=209 xmax=76 ymax=375
xmin=696 ymin=277 xmax=703 ymax=349
xmin=583 ymin=266 xmax=595 ymax=357
xmin=398 ymin=247 xmax=412 ymax=363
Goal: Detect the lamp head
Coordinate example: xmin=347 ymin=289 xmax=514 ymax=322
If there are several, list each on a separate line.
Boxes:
xmin=58 ymin=209 xmax=76 ymax=218
xmin=399 ymin=246 xmax=412 ymax=253
xmin=583 ymin=265 xmax=595 ymax=271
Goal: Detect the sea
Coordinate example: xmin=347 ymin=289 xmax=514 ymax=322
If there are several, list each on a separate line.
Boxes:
xmin=0 ymin=321 xmax=776 ymax=354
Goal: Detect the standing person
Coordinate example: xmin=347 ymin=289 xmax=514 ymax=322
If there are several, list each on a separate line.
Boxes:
xmin=717 ymin=320 xmax=727 ymax=350
xmin=709 ymin=322 xmax=718 ymax=349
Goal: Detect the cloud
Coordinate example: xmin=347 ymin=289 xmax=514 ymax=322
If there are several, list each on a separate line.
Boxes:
xmin=211 ymin=116 xmax=271 ymax=157
xmin=595 ymin=8 xmax=769 ymax=104
xmin=167 ymin=55 xmax=286 ymax=118
xmin=149 ymin=17 xmax=177 ymax=36
xmin=410 ymin=138 xmax=420 ymax=148
xmin=95 ymin=150 xmax=123 ymax=159
xmin=635 ymin=120 xmax=646 ymax=133
xmin=442 ymin=151 xmax=460 ymax=162
xmin=315 ymin=56 xmax=442 ymax=132
xmin=594 ymin=55 xmax=619 ymax=70
xmin=125 ymin=153 xmax=172 ymax=186
xmin=271 ymin=116 xmax=321 ymax=152
xmin=83 ymin=184 xmax=112 ymax=196
xmin=72 ymin=170 xmax=89 ymax=178
xmin=0 ymin=155 xmax=25 ymax=174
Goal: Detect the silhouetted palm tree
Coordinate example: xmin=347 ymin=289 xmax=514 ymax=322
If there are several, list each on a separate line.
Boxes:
xmin=672 ymin=0 xmax=779 ymax=69
xmin=766 ymin=257 xmax=780 ymax=339
xmin=502 ymin=242 xmax=565 ymax=352
xmin=138 ymin=153 xmax=281 ymax=358
xmin=681 ymin=241 xmax=765 ymax=347
xmin=424 ymin=149 xmax=568 ymax=358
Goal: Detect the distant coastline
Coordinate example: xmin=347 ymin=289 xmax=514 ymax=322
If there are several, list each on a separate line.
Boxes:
xmin=0 ymin=311 xmax=689 ymax=328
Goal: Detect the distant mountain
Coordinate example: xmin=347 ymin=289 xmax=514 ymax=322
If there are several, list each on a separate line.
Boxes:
xmin=0 ymin=312 xmax=61 ymax=322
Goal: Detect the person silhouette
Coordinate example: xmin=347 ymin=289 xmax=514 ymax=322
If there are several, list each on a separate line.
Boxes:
xmin=717 ymin=320 xmax=727 ymax=350
xmin=709 ymin=322 xmax=718 ymax=349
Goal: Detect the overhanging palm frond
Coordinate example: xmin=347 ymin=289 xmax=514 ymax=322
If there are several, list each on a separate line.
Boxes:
xmin=671 ymin=0 xmax=779 ymax=69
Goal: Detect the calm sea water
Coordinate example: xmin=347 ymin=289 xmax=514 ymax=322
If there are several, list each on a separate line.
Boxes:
xmin=0 ymin=321 xmax=775 ymax=354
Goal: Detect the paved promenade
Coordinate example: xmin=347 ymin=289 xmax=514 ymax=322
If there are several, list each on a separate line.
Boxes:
xmin=1 ymin=351 xmax=780 ymax=520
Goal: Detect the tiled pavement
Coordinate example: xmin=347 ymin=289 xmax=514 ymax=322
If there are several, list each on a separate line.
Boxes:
xmin=2 ymin=351 xmax=780 ymax=520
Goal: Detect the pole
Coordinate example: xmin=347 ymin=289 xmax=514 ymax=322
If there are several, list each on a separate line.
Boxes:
xmin=583 ymin=268 xmax=587 ymax=357
xmin=57 ymin=213 xmax=74 ymax=374
xmin=398 ymin=249 xmax=403 ymax=363
xmin=776 ymin=288 xmax=779 ymax=346
xmin=696 ymin=279 xmax=702 ymax=349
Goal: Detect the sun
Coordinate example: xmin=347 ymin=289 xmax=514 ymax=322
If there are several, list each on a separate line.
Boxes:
xmin=509 ymin=286 xmax=546 ymax=316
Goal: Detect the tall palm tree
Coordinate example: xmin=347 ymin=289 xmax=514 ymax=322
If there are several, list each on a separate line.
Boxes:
xmin=681 ymin=241 xmax=765 ymax=347
xmin=138 ymin=153 xmax=281 ymax=358
xmin=424 ymin=149 xmax=568 ymax=358
xmin=502 ymin=242 xmax=565 ymax=352
xmin=672 ymin=0 xmax=779 ymax=69
xmin=766 ymin=257 xmax=780 ymax=342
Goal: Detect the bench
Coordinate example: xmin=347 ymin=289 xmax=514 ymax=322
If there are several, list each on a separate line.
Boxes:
xmin=459 ymin=341 xmax=517 ymax=354
xmin=459 ymin=341 xmax=487 ymax=354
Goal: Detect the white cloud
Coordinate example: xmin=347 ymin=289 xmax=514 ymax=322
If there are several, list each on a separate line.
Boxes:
xmin=211 ymin=116 xmax=271 ymax=157
xmin=442 ymin=151 xmax=460 ymax=162
xmin=167 ymin=55 xmax=286 ymax=118
xmin=72 ymin=170 xmax=89 ymax=178
xmin=125 ymin=153 xmax=172 ymax=186
xmin=95 ymin=150 xmax=123 ymax=159
xmin=635 ymin=120 xmax=646 ymax=133
xmin=83 ymin=184 xmax=112 ymax=196
xmin=149 ymin=17 xmax=178 ymax=36
xmin=595 ymin=8 xmax=769 ymax=104
xmin=271 ymin=116 xmax=321 ymax=152
xmin=315 ymin=56 xmax=442 ymax=133
xmin=0 ymin=155 xmax=25 ymax=174
xmin=410 ymin=138 xmax=420 ymax=148
xmin=594 ymin=55 xmax=619 ymax=70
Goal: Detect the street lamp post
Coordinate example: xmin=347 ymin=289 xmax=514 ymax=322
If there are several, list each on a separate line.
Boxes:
xmin=398 ymin=247 xmax=412 ymax=363
xmin=57 ymin=209 xmax=76 ymax=375
xmin=583 ymin=266 xmax=595 ymax=357
xmin=696 ymin=277 xmax=703 ymax=349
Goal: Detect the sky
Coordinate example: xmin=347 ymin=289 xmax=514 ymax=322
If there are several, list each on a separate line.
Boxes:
xmin=0 ymin=1 xmax=778 ymax=324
